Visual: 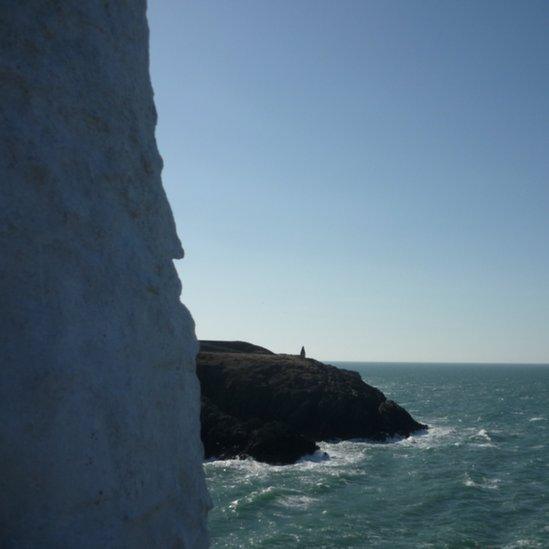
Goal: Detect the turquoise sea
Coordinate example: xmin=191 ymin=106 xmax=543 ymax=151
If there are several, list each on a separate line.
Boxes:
xmin=204 ymin=363 xmax=549 ymax=548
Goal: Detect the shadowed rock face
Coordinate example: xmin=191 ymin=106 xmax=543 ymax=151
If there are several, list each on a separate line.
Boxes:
xmin=198 ymin=342 xmax=427 ymax=465
xmin=200 ymin=340 xmax=274 ymax=355
xmin=202 ymin=397 xmax=318 ymax=464
xmin=0 ymin=2 xmax=209 ymax=546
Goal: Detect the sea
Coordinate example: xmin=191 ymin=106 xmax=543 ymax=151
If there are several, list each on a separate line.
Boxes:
xmin=204 ymin=363 xmax=549 ymax=548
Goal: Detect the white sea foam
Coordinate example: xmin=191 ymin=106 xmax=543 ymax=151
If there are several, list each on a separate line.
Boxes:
xmin=468 ymin=428 xmax=497 ymax=448
xmin=205 ymin=456 xmax=275 ymax=481
xmin=528 ymin=417 xmax=545 ymax=422
xmin=297 ymin=450 xmax=330 ymax=464
xmin=395 ymin=424 xmax=455 ymax=449
xmin=206 ymin=422 xmax=457 ymax=476
xmin=278 ymin=495 xmax=317 ymax=510
xmin=315 ymin=440 xmax=367 ymax=467
xmin=206 ymin=422 xmax=494 ymax=478
xmin=205 ymin=444 xmax=358 ymax=477
xmin=503 ymin=539 xmax=543 ymax=548
xmin=463 ymin=473 xmax=501 ymax=490
xmin=228 ymin=486 xmax=277 ymax=511
xmin=477 ymin=428 xmax=492 ymax=440
xmin=228 ymin=486 xmax=317 ymax=513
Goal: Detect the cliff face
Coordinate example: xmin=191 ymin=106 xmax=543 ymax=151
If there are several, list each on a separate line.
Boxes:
xmin=0 ymin=2 xmax=209 ymax=547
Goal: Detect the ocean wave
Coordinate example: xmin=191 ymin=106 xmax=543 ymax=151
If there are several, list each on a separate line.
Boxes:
xmin=327 ymin=423 xmax=455 ymax=450
xmin=228 ymin=487 xmax=318 ymax=513
xmin=205 ymin=422 xmax=458 ymax=474
xmin=467 ymin=428 xmax=498 ymax=448
xmin=204 ymin=455 xmax=276 ymax=481
xmin=503 ymin=539 xmax=543 ymax=548
xmin=228 ymin=486 xmax=279 ymax=511
xmin=399 ymin=424 xmax=454 ymax=448
xmin=278 ymin=495 xmax=317 ymax=510
xmin=297 ymin=450 xmax=330 ymax=464
xmin=528 ymin=417 xmax=545 ymax=422
xmin=205 ymin=422 xmax=500 ymax=475
xmin=463 ymin=473 xmax=501 ymax=490
xmin=476 ymin=428 xmax=492 ymax=441
xmin=316 ymin=440 xmax=367 ymax=467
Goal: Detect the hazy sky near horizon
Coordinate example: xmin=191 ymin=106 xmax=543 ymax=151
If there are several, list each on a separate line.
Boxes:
xmin=148 ymin=1 xmax=549 ymax=363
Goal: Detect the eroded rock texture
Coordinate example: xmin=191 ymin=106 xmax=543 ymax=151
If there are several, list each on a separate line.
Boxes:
xmin=0 ymin=2 xmax=209 ymax=546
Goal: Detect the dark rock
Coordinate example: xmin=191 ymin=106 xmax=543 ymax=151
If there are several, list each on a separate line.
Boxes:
xmin=246 ymin=422 xmax=318 ymax=465
xmin=198 ymin=341 xmax=427 ymax=465
xmin=199 ymin=340 xmax=274 ymax=355
xmin=201 ymin=397 xmax=317 ymax=465
xmin=378 ymin=400 xmax=426 ymax=437
xmin=201 ymin=397 xmax=250 ymax=460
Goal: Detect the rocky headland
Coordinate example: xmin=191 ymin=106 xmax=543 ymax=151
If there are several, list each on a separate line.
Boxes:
xmin=198 ymin=341 xmax=427 ymax=465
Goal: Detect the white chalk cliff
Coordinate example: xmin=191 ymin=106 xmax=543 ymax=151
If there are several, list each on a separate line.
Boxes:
xmin=0 ymin=2 xmax=210 ymax=546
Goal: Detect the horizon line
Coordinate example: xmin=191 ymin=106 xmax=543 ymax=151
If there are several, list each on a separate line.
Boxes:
xmin=322 ymin=359 xmax=549 ymax=366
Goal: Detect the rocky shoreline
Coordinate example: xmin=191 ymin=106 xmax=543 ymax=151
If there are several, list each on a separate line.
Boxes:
xmin=198 ymin=341 xmax=427 ymax=464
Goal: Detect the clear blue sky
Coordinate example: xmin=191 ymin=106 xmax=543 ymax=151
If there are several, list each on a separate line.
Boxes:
xmin=148 ymin=1 xmax=549 ymax=363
